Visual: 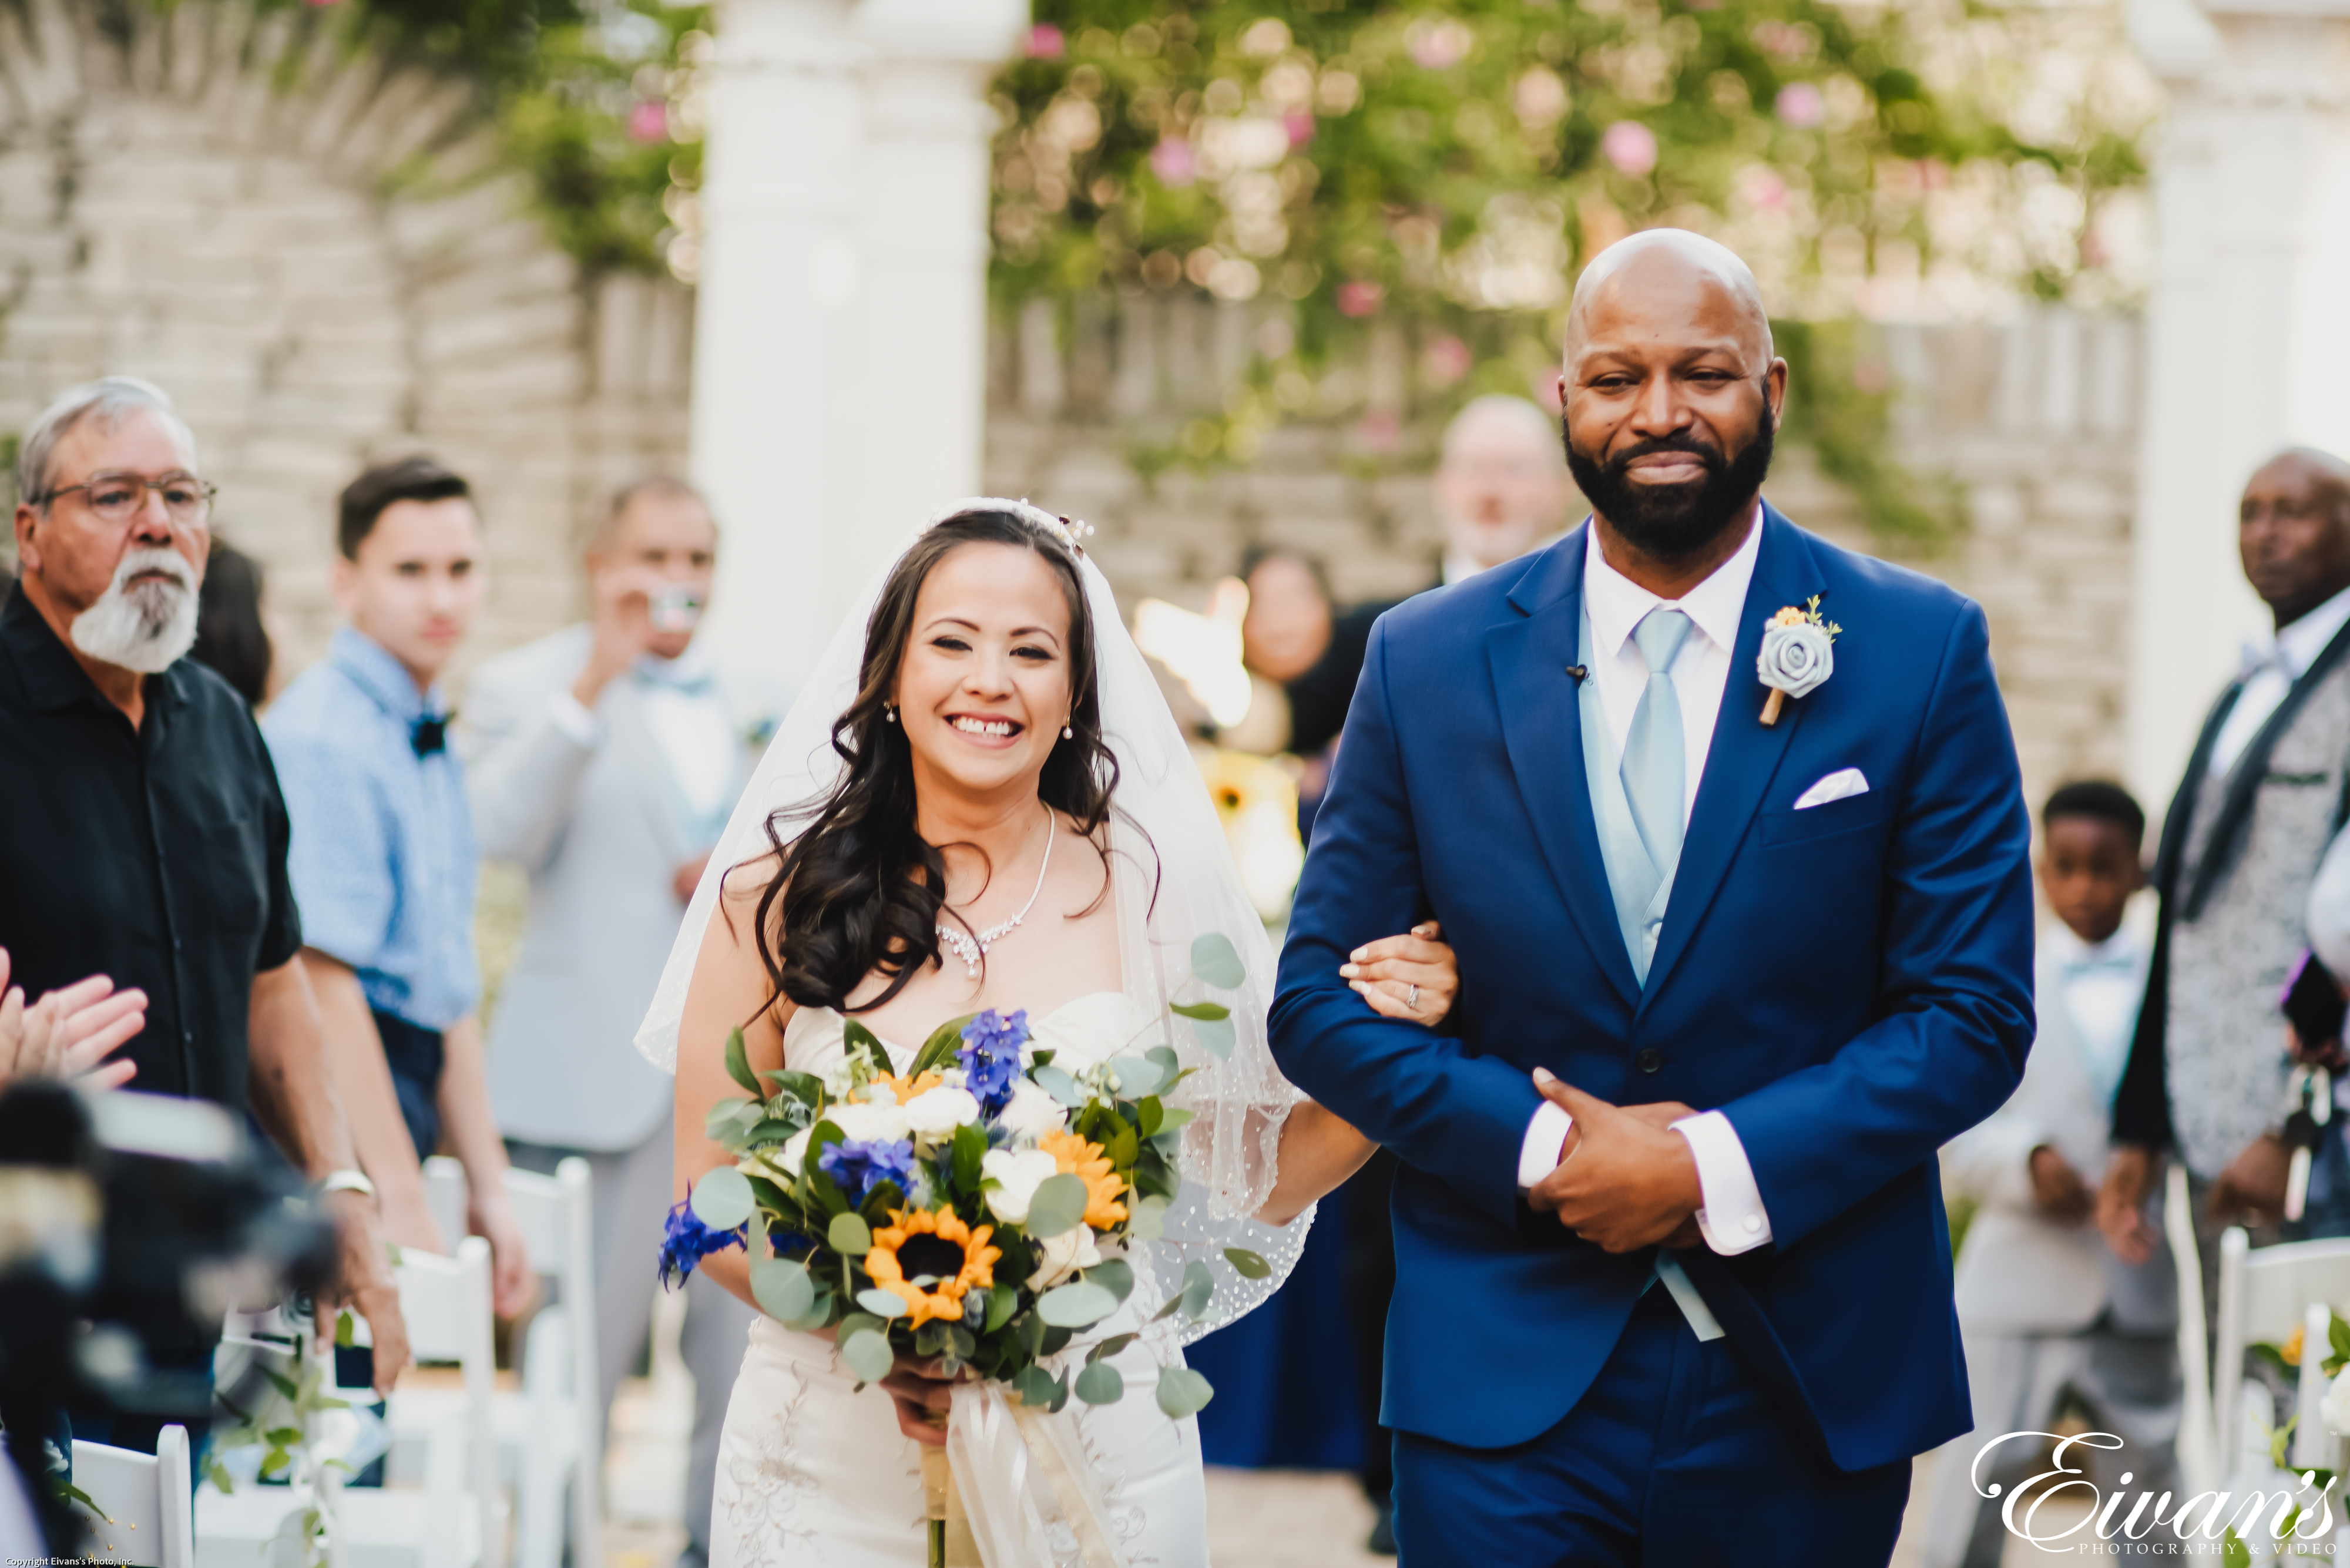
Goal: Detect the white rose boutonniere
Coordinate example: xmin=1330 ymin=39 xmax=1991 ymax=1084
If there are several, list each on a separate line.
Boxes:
xmin=1756 ymin=596 xmax=1841 ymax=726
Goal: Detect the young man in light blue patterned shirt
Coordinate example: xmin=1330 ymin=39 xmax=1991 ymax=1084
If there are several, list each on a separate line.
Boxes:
xmin=264 ymin=456 xmax=532 ymax=1318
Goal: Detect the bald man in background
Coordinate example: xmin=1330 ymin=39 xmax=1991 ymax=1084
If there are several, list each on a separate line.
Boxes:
xmin=1432 ymin=393 xmax=1578 ymax=586
xmin=1273 ymin=230 xmax=2034 ymax=1563
xmin=2105 ymin=451 xmax=2350 ymax=1272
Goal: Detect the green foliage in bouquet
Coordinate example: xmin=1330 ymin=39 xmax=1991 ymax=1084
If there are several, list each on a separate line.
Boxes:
xmin=670 ymin=932 xmax=1261 ymax=1420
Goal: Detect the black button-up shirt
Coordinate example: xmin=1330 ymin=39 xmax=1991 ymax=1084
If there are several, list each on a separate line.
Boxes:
xmin=0 ymin=589 xmax=302 ymax=1107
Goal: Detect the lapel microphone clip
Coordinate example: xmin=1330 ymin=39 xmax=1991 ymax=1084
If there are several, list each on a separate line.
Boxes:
xmin=1565 ymin=665 xmax=1589 ymax=684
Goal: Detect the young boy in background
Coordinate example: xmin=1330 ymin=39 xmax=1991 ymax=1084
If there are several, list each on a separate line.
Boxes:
xmin=1923 ymin=780 xmax=2178 ymax=1568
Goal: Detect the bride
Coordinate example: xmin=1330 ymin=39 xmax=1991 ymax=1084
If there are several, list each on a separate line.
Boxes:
xmin=636 ymin=501 xmax=1459 ymax=1566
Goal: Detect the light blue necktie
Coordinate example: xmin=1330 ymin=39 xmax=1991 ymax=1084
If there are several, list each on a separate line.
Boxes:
xmin=1623 ymin=608 xmax=1694 ymax=879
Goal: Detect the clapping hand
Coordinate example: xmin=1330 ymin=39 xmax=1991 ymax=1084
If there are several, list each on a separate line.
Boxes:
xmin=1523 ymin=1069 xmax=1704 ymax=1253
xmin=0 ymin=945 xmax=145 ymax=1091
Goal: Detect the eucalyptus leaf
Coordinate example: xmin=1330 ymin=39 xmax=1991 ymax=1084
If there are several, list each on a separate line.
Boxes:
xmin=1224 ymin=1247 xmax=1273 ymax=1280
xmin=858 ymin=1288 xmax=911 ymax=1319
xmin=837 ymin=1311 xmax=885 ymax=1343
xmin=1036 ymin=1281 xmax=1120 ymax=1328
xmin=724 ymin=1028 xmax=761 ymax=1096
xmin=1126 ymin=1195 xmax=1167 ymax=1242
xmin=1154 ymin=1365 xmax=1217 ymax=1419
xmin=1106 ymin=1055 xmax=1166 ymax=1098
xmin=1187 ymin=1012 xmax=1236 ymax=1060
xmin=1086 ymin=1332 xmax=1138 ymax=1363
xmin=840 ymin=1329 xmax=895 ymax=1385
xmin=1190 ymin=932 xmax=1246 ymax=989
xmin=749 ymin=1258 xmax=815 ymax=1324
xmin=1086 ymin=1257 xmax=1136 ymax=1303
xmin=1146 ymin=1045 xmax=1181 ymax=1080
xmin=1168 ymin=1001 xmax=1229 ymax=1021
xmin=829 ymin=1213 xmax=874 ymax=1255
xmin=1024 ymin=1173 xmax=1091 ymax=1238
xmin=1033 ymin=1063 xmax=1085 ymax=1108
xmin=1013 ymin=1364 xmax=1062 ymax=1409
xmin=690 ymin=1166 xmax=755 ymax=1231
xmin=1179 ymin=1259 xmax=1214 ymax=1319
xmin=1155 ymin=1106 xmax=1196 ymax=1134
xmin=1073 ymin=1361 xmax=1125 ymax=1406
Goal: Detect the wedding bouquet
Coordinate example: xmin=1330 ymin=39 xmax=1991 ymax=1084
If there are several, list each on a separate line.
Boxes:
xmin=660 ymin=934 xmax=1262 ymax=1427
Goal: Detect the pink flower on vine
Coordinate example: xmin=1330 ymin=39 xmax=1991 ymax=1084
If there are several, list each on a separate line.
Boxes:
xmin=1337 ymin=280 xmax=1384 ymax=318
xmin=628 ymin=102 xmax=670 ymax=145
xmin=1355 ymin=410 xmax=1402 ymax=452
xmin=1284 ymin=112 xmax=1316 ymax=149
xmin=1601 ymin=121 xmax=1657 ymax=177
xmin=1150 ymin=138 xmax=1197 ymax=188
xmin=1775 ymin=83 xmax=1825 ymax=129
xmin=1027 ymin=25 xmax=1065 ymax=59
xmin=1739 ymin=167 xmax=1788 ymax=212
xmin=1423 ymin=334 xmax=1471 ymax=388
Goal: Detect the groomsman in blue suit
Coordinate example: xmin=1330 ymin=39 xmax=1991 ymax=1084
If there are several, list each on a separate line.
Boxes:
xmin=1271 ymin=229 xmax=2036 ymax=1565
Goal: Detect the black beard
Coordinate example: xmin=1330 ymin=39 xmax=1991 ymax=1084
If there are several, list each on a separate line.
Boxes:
xmin=1565 ymin=416 xmax=1775 ymax=563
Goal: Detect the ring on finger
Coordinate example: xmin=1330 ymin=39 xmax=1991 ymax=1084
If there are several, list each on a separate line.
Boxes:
xmin=1406 ymin=983 xmax=1420 ymax=1010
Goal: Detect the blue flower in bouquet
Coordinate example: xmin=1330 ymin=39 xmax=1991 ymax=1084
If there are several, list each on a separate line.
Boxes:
xmin=958 ymin=1008 xmax=1030 ymax=1114
xmin=659 ymin=1193 xmax=746 ymax=1288
xmin=818 ymin=1137 xmax=917 ymax=1201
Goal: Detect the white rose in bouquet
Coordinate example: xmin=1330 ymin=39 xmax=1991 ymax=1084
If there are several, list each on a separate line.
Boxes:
xmin=980 ymin=1147 xmax=1060 ymax=1225
xmin=771 ymin=1127 xmax=813 ymax=1179
xmin=828 ymin=1099 xmax=912 ymax=1145
xmin=903 ymin=1084 xmax=982 ymax=1141
xmin=996 ymin=1078 xmax=1069 ymax=1143
xmin=1026 ymin=1223 xmax=1104 ymax=1290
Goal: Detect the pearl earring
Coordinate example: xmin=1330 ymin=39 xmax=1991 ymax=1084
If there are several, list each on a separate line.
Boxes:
xmin=884 ymin=704 xmax=897 ymax=724
xmin=1062 ymin=723 xmax=1075 ymax=740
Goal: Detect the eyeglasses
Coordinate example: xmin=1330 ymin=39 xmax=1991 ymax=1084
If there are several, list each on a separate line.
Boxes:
xmin=41 ymin=472 xmax=216 ymax=529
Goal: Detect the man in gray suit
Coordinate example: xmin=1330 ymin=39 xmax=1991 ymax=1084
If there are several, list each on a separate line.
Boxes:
xmin=468 ymin=478 xmax=779 ymax=1568
xmin=1928 ymin=782 xmax=2177 ymax=1567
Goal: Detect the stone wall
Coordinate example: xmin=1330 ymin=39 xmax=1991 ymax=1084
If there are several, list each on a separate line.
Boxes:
xmin=984 ymin=296 xmax=2141 ymax=817
xmin=0 ymin=1 xmax=2142 ymax=820
xmin=0 ymin=0 xmax=695 ymax=689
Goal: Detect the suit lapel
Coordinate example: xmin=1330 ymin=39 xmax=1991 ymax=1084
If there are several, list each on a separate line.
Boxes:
xmin=1637 ymin=508 xmax=1822 ymax=1013
xmin=1487 ymin=530 xmax=1642 ymax=1008
xmin=607 ymin=677 xmax=691 ymax=862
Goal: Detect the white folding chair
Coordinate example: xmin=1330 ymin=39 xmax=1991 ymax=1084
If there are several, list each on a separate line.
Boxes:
xmin=2213 ymin=1227 xmax=2350 ymax=1484
xmin=199 ymin=1238 xmax=502 ymax=1568
xmin=402 ymin=1156 xmax=602 ymax=1568
xmin=70 ymin=1425 xmax=193 ymax=1567
xmin=2166 ymin=1161 xmax=2221 ymax=1493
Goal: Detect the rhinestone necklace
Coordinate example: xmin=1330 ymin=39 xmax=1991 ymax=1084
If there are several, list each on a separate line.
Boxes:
xmin=936 ymin=804 xmax=1056 ymax=979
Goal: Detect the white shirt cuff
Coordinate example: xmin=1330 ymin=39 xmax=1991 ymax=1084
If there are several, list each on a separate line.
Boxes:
xmin=1673 ymin=1110 xmax=1772 ymax=1255
xmin=1518 ymin=1101 xmax=1574 ymax=1189
xmin=548 ymin=690 xmax=602 ymax=746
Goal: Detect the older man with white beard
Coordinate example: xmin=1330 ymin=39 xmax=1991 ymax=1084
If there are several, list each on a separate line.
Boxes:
xmin=0 ymin=377 xmax=409 ymax=1451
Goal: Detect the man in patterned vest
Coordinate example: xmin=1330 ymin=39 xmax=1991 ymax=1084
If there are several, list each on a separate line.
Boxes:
xmin=2104 ymin=449 xmax=2350 ymax=1276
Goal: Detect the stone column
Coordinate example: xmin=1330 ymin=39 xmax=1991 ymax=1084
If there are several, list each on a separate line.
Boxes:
xmin=837 ymin=0 xmax=1028 ymax=579
xmin=2126 ymin=0 xmax=2350 ymax=803
xmin=690 ymin=0 xmax=865 ymax=689
xmin=692 ymin=0 xmax=1024 ymax=692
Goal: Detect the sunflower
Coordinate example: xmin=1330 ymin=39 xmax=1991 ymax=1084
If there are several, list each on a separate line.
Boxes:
xmin=1038 ymin=1130 xmax=1130 ymax=1229
xmin=865 ymin=1207 xmax=1001 ymax=1328
xmin=873 ymin=1069 xmax=945 ymax=1106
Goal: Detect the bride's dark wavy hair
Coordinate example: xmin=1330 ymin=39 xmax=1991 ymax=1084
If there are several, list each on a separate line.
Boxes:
xmin=752 ymin=508 xmax=1119 ymax=1016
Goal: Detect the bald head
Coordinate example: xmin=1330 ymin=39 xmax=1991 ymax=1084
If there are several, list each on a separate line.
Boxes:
xmin=1557 ymin=230 xmax=1785 ymax=585
xmin=1435 ymin=395 xmax=1571 ymax=573
xmin=2241 ymin=447 xmax=2350 ymax=627
xmin=1565 ymin=229 xmax=1774 ymax=365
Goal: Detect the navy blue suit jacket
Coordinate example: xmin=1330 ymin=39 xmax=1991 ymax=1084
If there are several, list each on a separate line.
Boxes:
xmin=1269 ymin=506 xmax=2035 ymax=1471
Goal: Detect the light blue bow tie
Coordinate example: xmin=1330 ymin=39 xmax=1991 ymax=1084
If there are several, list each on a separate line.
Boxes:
xmin=634 ymin=659 xmax=716 ymax=696
xmin=2063 ymin=951 xmax=2137 ymax=979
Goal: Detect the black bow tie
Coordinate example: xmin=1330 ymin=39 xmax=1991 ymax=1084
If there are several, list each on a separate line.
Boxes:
xmin=411 ymin=715 xmax=449 ymax=757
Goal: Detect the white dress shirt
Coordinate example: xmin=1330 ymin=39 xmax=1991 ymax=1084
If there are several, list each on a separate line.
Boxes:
xmin=548 ymin=645 xmax=741 ymax=832
xmin=2208 ymin=582 xmax=2350 ymax=777
xmin=1516 ymin=511 xmax=1775 ymax=1257
xmin=2043 ymin=923 xmax=2146 ymax=1109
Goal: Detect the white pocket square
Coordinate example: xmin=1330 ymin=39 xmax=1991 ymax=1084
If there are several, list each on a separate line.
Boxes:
xmin=1794 ymin=768 xmax=1869 ymax=810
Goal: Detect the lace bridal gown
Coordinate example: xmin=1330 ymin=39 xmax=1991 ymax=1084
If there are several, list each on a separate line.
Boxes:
xmin=636 ymin=502 xmax=1311 ymax=1568
xmin=708 ymin=993 xmax=1210 ymax=1568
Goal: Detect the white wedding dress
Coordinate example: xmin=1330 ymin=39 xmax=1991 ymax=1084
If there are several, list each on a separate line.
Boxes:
xmin=707 ymin=993 xmax=1210 ymax=1568
xmin=639 ymin=501 xmax=1312 ymax=1568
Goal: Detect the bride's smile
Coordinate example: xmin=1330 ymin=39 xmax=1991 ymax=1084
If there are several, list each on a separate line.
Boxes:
xmin=894 ymin=542 xmax=1073 ymax=801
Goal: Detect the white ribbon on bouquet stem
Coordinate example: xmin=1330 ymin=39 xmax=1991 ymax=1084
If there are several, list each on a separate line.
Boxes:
xmin=946 ymin=1379 xmax=1129 ymax=1568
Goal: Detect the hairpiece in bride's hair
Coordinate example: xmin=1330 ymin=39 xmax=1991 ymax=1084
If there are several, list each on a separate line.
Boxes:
xmin=1022 ymin=501 xmax=1095 ymax=556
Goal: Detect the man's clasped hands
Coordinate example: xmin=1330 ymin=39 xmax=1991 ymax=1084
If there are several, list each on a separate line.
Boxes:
xmin=1525 ymin=1068 xmax=1708 ymax=1253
